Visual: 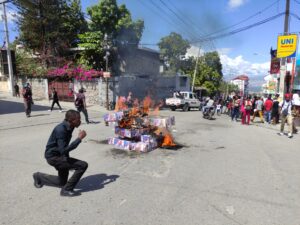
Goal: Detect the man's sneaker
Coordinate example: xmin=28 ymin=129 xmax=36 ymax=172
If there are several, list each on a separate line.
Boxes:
xmin=48 ymin=110 xmax=52 ymax=112
xmin=60 ymin=189 xmax=81 ymax=197
xmin=33 ymin=172 xmax=43 ymax=188
xmin=59 ymin=110 xmax=62 ymax=113
xmin=278 ymin=132 xmax=284 ymax=136
xmin=288 ymin=133 xmax=293 ymax=138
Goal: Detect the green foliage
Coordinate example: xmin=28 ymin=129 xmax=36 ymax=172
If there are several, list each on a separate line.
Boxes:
xmin=15 ymin=49 xmax=48 ymax=77
xmin=180 ymin=51 xmax=223 ymax=95
xmin=78 ymin=0 xmax=144 ymax=70
xmin=158 ymin=32 xmax=190 ymax=72
xmin=14 ymin=0 xmax=87 ymax=68
xmin=219 ymin=81 xmax=239 ymax=96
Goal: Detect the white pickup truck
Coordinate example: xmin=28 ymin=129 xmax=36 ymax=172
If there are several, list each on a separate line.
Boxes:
xmin=165 ymin=91 xmax=201 ymax=111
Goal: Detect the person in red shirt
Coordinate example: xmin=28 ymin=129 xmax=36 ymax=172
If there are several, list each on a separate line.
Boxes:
xmin=264 ymin=95 xmax=273 ymax=124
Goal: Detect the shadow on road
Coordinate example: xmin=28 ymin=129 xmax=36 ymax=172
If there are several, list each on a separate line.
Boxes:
xmin=0 ymin=100 xmax=50 ymax=115
xmin=76 ymin=173 xmax=119 ymax=192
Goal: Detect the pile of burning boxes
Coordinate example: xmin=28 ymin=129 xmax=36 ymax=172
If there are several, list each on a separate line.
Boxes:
xmin=104 ymin=110 xmax=175 ymax=152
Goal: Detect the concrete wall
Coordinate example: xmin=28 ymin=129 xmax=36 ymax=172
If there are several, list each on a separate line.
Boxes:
xmin=74 ymin=79 xmax=106 ymax=105
xmin=112 ymin=74 xmax=190 ymax=102
xmin=0 ymin=77 xmax=107 ymax=107
xmin=0 ymin=77 xmax=48 ymax=100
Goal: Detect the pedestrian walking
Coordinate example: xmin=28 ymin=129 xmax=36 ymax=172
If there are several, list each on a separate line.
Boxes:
xmin=271 ymin=94 xmax=280 ymax=124
xmin=264 ymin=95 xmax=273 ymax=124
xmin=251 ymin=97 xmax=264 ymax=123
xmin=231 ymin=96 xmax=240 ymax=121
xmin=242 ymin=97 xmax=252 ymax=125
xmin=22 ymin=83 xmax=33 ymax=117
xmin=75 ymin=88 xmax=89 ymax=124
xmin=14 ymin=83 xmax=20 ymax=97
xmin=32 ymin=110 xmax=88 ymax=197
xmin=48 ymin=88 xmax=62 ymax=112
xmin=278 ymin=93 xmax=293 ymax=138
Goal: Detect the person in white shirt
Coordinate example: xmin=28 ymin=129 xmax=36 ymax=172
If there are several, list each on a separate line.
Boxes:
xmin=278 ymin=93 xmax=293 ymax=138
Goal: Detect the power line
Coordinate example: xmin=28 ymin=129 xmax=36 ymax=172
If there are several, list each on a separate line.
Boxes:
xmin=294 ymin=0 xmax=300 ymax=4
xmin=191 ymin=12 xmax=285 ymax=44
xmin=158 ymin=0 xmax=200 ymax=40
xmin=147 ymin=0 xmax=198 ymax=41
xmin=200 ymin=0 xmax=280 ymax=39
xmin=161 ymin=0 xmax=217 ymax=51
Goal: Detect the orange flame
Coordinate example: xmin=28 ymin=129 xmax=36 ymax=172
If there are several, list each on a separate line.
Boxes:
xmin=143 ymin=95 xmax=152 ymax=114
xmin=152 ymin=100 xmax=164 ymax=116
xmin=115 ymin=96 xmax=128 ymax=111
xmin=154 ymin=127 xmax=176 ymax=147
xmin=162 ymin=133 xmax=176 ymax=147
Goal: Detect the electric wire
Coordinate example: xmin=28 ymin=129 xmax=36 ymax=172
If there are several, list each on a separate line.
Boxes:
xmin=147 ymin=0 xmax=199 ymax=41
xmin=190 ymin=12 xmax=285 ymax=44
xmin=161 ymin=0 xmax=217 ymax=52
xmin=200 ymin=0 xmax=281 ymax=38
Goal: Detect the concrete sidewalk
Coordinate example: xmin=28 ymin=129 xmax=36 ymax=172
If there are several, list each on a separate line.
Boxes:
xmin=0 ymin=91 xmax=108 ymax=113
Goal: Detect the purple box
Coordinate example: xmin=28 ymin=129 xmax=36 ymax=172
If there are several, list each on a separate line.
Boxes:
xmin=108 ymin=137 xmax=131 ymax=150
xmin=115 ymin=127 xmax=141 ymax=138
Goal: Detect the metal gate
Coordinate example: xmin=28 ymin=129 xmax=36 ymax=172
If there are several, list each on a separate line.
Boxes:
xmin=48 ymin=80 xmax=74 ymax=102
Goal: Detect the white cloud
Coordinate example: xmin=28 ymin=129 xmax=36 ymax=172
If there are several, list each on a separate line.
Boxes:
xmin=220 ymin=54 xmax=270 ymax=87
xmin=186 ymin=45 xmax=205 ymax=58
xmin=227 ymin=0 xmax=248 ymax=9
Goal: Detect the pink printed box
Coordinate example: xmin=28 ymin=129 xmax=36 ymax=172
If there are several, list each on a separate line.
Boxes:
xmin=115 ymin=127 xmax=142 ymax=138
xmin=149 ymin=116 xmax=175 ymax=127
xmin=108 ymin=137 xmax=131 ymax=150
xmin=103 ymin=111 xmax=124 ymax=122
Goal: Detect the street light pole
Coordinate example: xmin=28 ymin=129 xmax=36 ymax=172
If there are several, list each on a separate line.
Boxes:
xmin=192 ymin=46 xmax=201 ymax=92
xmin=104 ymin=33 xmax=110 ymax=110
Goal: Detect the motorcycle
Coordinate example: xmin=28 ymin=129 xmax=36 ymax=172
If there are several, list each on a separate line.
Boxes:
xmin=202 ymin=106 xmax=215 ymax=120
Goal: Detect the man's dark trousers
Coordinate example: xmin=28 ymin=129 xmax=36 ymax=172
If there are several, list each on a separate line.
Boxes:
xmin=38 ymin=156 xmax=88 ymax=191
xmin=51 ymin=100 xmax=62 ymax=110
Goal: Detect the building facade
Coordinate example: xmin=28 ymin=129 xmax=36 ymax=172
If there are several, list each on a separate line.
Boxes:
xmin=231 ymin=75 xmax=249 ymax=96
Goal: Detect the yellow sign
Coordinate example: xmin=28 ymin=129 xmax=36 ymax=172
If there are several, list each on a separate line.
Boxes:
xmin=277 ymin=34 xmax=298 ymax=58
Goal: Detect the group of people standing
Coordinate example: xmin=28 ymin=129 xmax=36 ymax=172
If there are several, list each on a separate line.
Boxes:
xmin=223 ymin=93 xmax=299 ymax=138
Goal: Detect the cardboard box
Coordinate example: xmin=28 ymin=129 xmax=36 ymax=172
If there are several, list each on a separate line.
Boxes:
xmin=149 ymin=116 xmax=175 ymax=127
xmin=115 ymin=127 xmax=142 ymax=138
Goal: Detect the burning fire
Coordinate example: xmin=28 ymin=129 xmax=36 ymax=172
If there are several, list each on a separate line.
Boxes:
xmin=115 ymin=96 xmax=128 ymax=111
xmin=162 ymin=133 xmax=176 ymax=147
xmin=111 ymin=92 xmax=176 ymax=148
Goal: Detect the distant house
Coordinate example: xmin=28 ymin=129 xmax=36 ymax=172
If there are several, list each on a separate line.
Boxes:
xmin=117 ymin=47 xmax=163 ymax=76
xmin=231 ymin=75 xmax=249 ymax=96
xmin=0 ymin=49 xmax=17 ymax=77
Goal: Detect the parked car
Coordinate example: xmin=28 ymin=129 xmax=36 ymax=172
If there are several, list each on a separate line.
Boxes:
xmin=165 ymin=91 xmax=201 ymax=111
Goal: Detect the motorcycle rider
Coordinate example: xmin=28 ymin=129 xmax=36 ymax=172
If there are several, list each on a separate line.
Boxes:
xmin=202 ymin=97 xmax=215 ymax=113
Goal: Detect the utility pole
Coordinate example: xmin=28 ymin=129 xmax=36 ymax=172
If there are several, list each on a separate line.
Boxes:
xmin=191 ymin=46 xmax=201 ymax=92
xmin=1 ymin=1 xmax=14 ymax=96
xmin=104 ymin=33 xmax=110 ymax=110
xmin=278 ymin=0 xmax=290 ymax=97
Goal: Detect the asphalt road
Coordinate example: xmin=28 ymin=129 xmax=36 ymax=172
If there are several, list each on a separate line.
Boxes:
xmin=1 ymin=97 xmax=300 ymax=225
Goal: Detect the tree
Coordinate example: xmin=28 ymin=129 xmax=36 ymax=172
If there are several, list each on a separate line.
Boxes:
xmin=158 ymin=32 xmax=190 ymax=72
xmin=219 ymin=81 xmax=239 ymax=97
xmin=180 ymin=51 xmax=223 ymax=95
xmin=14 ymin=0 xmax=87 ymax=69
xmin=78 ymin=0 xmax=144 ymax=70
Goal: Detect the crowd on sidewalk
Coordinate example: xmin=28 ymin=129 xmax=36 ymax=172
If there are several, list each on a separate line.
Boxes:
xmin=204 ymin=92 xmax=300 ymax=139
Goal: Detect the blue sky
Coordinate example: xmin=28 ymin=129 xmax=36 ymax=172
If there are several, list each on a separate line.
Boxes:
xmin=2 ymin=0 xmax=300 ymax=87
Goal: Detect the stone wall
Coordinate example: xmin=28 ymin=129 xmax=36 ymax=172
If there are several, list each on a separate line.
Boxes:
xmin=74 ymin=79 xmax=103 ymax=105
xmin=0 ymin=77 xmax=48 ymax=100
